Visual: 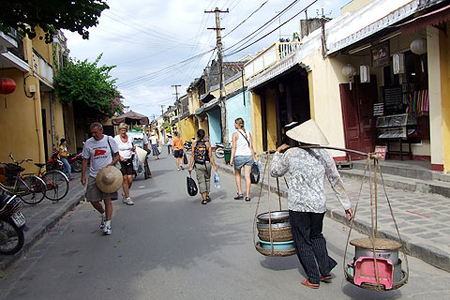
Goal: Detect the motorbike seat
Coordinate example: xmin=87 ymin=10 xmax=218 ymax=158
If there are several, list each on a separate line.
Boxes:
xmin=0 ymin=194 xmax=12 ymax=209
xmin=35 ymin=163 xmax=46 ymax=168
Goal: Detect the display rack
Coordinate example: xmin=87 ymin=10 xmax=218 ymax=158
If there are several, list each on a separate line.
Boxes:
xmin=376 ymin=113 xmax=417 ymax=160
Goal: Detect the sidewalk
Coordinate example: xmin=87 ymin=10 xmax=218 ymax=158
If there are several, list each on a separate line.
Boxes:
xmin=0 ymin=173 xmax=85 ymax=274
xmin=214 ymin=156 xmax=450 ymax=272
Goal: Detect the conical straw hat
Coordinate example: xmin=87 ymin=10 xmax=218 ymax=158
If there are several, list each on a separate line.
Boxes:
xmin=286 ymin=119 xmax=329 ymax=145
xmin=96 ymin=166 xmax=123 ymax=193
xmin=135 ymin=146 xmax=147 ymax=163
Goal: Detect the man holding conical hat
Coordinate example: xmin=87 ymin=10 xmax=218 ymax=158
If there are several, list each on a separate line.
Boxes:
xmin=270 ymin=119 xmax=354 ymax=289
xmin=81 ymin=122 xmax=122 ymax=236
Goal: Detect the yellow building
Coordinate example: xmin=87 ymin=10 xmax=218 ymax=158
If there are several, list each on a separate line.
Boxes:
xmin=0 ymin=28 xmax=74 ymax=173
xmin=245 ymin=0 xmax=450 ymax=173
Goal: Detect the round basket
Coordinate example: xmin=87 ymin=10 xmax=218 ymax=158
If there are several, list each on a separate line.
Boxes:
xmin=255 ymin=242 xmax=296 ymax=257
xmin=258 ymin=226 xmax=293 ymax=242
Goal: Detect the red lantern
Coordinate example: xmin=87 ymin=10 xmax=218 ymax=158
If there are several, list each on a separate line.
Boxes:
xmin=0 ymin=78 xmax=16 ymax=94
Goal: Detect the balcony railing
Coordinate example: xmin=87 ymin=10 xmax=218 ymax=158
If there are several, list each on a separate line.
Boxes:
xmin=244 ymin=42 xmax=301 ymax=80
xmin=32 ymin=49 xmax=53 ymax=86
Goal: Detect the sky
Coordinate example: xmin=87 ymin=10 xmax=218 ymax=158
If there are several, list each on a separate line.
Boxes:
xmin=64 ymin=0 xmax=350 ymax=120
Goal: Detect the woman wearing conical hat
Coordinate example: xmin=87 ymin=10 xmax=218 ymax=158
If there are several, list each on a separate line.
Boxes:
xmin=270 ymin=119 xmax=354 ymax=289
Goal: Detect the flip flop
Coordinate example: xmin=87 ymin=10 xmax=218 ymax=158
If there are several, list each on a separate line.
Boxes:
xmin=320 ymin=274 xmax=334 ymax=282
xmin=245 ymin=197 xmax=251 ymax=201
xmin=201 ymin=200 xmax=208 ymax=205
xmin=206 ymin=196 xmax=211 ymax=202
xmin=301 ymin=279 xmax=319 ymax=289
xmin=234 ymin=193 xmax=243 ymax=200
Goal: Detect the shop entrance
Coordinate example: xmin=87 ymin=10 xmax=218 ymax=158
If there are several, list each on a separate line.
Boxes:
xmin=340 ymin=76 xmax=378 ymax=160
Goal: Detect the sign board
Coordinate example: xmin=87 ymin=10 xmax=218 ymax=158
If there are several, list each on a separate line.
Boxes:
xmin=371 ymin=42 xmax=390 ymax=68
xmin=374 ymin=145 xmax=387 ymax=160
xmin=373 ymin=103 xmax=384 ymax=116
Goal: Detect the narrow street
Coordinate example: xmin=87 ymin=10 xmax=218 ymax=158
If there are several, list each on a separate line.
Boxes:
xmin=0 ymin=152 xmax=449 ymax=300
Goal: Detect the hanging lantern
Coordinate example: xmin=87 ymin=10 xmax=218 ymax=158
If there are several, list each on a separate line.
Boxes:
xmin=0 ymin=78 xmax=16 ymax=95
xmin=342 ymin=64 xmax=356 ymax=90
xmin=360 ymin=65 xmax=370 ymax=83
xmin=410 ymin=38 xmax=427 ymax=55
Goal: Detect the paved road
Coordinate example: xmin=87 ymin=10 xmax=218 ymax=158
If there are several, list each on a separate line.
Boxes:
xmin=0 ymin=153 xmax=449 ymax=299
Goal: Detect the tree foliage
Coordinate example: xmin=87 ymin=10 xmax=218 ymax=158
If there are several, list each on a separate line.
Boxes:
xmin=0 ymin=0 xmax=109 ymax=43
xmin=54 ymin=54 xmax=124 ymax=119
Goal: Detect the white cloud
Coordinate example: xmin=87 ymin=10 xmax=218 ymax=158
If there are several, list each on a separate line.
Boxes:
xmin=64 ymin=0 xmax=351 ymax=118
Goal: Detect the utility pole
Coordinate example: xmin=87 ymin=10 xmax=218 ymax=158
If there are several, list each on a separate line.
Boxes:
xmin=160 ymin=105 xmax=165 ymax=116
xmin=171 ymin=84 xmax=182 ymax=137
xmin=205 ymin=7 xmax=229 ymax=146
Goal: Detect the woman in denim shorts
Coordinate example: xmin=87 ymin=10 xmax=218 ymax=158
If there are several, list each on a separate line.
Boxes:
xmin=230 ymin=118 xmax=258 ymax=201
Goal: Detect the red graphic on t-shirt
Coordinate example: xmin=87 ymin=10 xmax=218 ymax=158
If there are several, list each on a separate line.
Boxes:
xmin=94 ymin=149 xmax=107 ymax=156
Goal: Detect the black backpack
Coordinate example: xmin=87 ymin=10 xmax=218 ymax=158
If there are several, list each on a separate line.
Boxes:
xmin=194 ymin=141 xmax=209 ymax=164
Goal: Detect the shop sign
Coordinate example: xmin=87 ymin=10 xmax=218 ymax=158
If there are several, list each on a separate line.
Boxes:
xmin=371 ymin=42 xmax=390 ymax=68
xmin=374 ymin=145 xmax=387 ymax=160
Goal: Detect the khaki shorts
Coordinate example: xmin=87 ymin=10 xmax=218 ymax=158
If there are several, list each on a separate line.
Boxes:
xmin=85 ymin=176 xmax=118 ymax=202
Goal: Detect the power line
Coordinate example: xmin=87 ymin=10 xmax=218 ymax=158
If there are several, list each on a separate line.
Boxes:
xmin=225 ymin=0 xmax=318 ymax=57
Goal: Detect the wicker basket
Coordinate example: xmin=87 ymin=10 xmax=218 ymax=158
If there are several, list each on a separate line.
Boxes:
xmin=255 ymin=242 xmax=296 ymax=257
xmin=258 ymin=226 xmax=293 ymax=242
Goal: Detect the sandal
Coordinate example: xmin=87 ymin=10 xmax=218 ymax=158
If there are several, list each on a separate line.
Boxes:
xmin=301 ymin=279 xmax=319 ymax=289
xmin=206 ymin=196 xmax=211 ymax=202
xmin=201 ymin=199 xmax=207 ymax=205
xmin=245 ymin=197 xmax=251 ymax=202
xmin=320 ymin=274 xmax=334 ymax=282
xmin=234 ymin=193 xmax=244 ymax=200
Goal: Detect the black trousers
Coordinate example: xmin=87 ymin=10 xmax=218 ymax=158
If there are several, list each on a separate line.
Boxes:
xmin=289 ymin=210 xmax=337 ymax=284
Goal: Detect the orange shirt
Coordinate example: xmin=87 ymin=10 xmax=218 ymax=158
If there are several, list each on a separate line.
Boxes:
xmin=172 ymin=137 xmax=184 ymax=150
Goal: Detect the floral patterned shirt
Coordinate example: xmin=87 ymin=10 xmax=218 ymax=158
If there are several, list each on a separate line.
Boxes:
xmin=270 ymin=148 xmax=351 ymax=213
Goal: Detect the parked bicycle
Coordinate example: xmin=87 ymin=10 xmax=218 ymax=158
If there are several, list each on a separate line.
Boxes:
xmin=0 ymin=153 xmax=46 ymax=205
xmin=0 ymin=194 xmax=26 ymax=255
xmin=31 ymin=163 xmax=69 ymax=202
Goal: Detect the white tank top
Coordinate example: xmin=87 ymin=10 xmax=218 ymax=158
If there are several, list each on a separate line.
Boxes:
xmin=235 ymin=129 xmax=253 ymax=156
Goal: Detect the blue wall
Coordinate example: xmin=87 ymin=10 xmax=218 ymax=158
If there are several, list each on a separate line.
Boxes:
xmin=226 ymin=90 xmax=252 ymax=144
xmin=207 ymin=108 xmax=222 ymax=146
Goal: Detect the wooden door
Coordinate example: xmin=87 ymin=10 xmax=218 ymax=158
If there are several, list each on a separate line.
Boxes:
xmin=340 ymin=77 xmax=377 ymax=160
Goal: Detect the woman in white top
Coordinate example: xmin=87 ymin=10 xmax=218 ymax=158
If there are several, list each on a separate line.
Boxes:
xmin=230 ymin=118 xmax=258 ymax=201
xmin=114 ymin=123 xmax=135 ymax=205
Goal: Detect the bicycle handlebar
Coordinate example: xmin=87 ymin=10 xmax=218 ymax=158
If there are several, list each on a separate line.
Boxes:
xmin=9 ymin=152 xmax=33 ymax=165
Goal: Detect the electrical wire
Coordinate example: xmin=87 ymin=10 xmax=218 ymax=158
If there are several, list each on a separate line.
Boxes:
xmin=225 ymin=0 xmax=318 ymax=57
xmin=223 ymin=0 xmax=269 ymax=38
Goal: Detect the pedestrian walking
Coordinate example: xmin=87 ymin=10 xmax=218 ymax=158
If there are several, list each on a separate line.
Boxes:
xmin=149 ymin=132 xmax=160 ymax=160
xmin=230 ymin=117 xmax=258 ymax=201
xmin=81 ymin=122 xmax=121 ymax=235
xmin=114 ymin=123 xmax=135 ymax=205
xmin=172 ymin=131 xmax=184 ymax=170
xmin=270 ymin=119 xmax=354 ymax=289
xmin=167 ymin=134 xmax=173 ymax=155
xmin=142 ymin=131 xmax=152 ymax=179
xmin=188 ymin=129 xmax=219 ymax=205
xmin=59 ymin=138 xmax=74 ymax=180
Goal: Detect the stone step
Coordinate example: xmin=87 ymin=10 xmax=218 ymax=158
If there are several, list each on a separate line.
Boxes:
xmin=339 ymin=168 xmax=450 ymax=199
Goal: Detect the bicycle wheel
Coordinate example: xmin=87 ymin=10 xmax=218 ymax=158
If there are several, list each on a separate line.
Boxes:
xmin=0 ymin=215 xmax=24 ymax=255
xmin=18 ymin=175 xmax=46 ymax=205
xmin=215 ymin=147 xmax=224 ymax=158
xmin=42 ymin=170 xmax=69 ymax=201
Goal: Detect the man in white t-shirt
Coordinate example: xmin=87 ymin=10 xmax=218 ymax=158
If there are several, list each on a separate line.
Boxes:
xmin=81 ymin=122 xmax=120 ymax=235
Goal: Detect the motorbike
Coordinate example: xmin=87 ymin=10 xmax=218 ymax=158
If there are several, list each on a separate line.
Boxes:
xmin=46 ymin=149 xmax=63 ymax=171
xmin=214 ymin=142 xmax=224 ymax=158
xmin=0 ymin=194 xmax=26 ymax=255
xmin=67 ymin=152 xmax=82 ymax=172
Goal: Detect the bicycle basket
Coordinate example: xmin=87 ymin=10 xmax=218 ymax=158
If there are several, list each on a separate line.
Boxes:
xmin=4 ymin=164 xmax=24 ymax=184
